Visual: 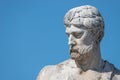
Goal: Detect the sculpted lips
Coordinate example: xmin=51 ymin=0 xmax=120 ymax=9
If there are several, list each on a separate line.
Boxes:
xmin=70 ymin=46 xmax=78 ymax=53
xmin=70 ymin=49 xmax=79 ymax=54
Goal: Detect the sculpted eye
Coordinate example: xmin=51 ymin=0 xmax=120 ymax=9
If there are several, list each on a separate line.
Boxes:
xmin=73 ymin=32 xmax=84 ymax=38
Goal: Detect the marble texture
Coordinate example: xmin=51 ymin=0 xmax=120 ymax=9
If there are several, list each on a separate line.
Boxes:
xmin=37 ymin=5 xmax=120 ymax=80
xmin=37 ymin=59 xmax=120 ymax=80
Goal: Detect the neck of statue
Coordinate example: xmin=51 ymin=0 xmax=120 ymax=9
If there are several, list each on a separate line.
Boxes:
xmin=75 ymin=44 xmax=102 ymax=71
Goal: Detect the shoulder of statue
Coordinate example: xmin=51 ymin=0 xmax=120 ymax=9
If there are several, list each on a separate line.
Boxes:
xmin=41 ymin=65 xmax=56 ymax=73
xmin=36 ymin=59 xmax=72 ymax=80
xmin=36 ymin=59 xmax=76 ymax=80
xmin=112 ymin=72 xmax=120 ymax=80
xmin=102 ymin=60 xmax=120 ymax=80
xmin=112 ymin=65 xmax=120 ymax=80
xmin=36 ymin=65 xmax=56 ymax=80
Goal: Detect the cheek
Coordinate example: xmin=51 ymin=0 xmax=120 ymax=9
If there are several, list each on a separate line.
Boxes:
xmin=76 ymin=33 xmax=94 ymax=45
xmin=83 ymin=34 xmax=94 ymax=45
xmin=75 ymin=39 xmax=83 ymax=45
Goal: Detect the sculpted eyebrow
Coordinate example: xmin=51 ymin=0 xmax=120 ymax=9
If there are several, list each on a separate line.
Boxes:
xmin=73 ymin=24 xmax=94 ymax=30
xmin=72 ymin=24 xmax=86 ymax=29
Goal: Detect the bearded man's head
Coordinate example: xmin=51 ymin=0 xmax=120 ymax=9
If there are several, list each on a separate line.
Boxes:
xmin=64 ymin=5 xmax=104 ymax=60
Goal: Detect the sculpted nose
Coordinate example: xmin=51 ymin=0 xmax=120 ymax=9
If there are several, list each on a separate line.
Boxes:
xmin=68 ymin=35 xmax=76 ymax=45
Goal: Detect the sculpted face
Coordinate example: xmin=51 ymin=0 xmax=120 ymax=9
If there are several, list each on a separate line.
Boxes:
xmin=66 ymin=24 xmax=95 ymax=61
xmin=64 ymin=5 xmax=104 ymax=61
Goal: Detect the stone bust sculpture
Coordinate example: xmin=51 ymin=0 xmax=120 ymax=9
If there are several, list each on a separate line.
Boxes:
xmin=37 ymin=5 xmax=120 ymax=80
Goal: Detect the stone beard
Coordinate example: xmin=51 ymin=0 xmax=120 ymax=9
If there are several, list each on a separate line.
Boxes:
xmin=37 ymin=5 xmax=120 ymax=80
xmin=64 ymin=5 xmax=104 ymax=65
xmin=70 ymin=41 xmax=94 ymax=61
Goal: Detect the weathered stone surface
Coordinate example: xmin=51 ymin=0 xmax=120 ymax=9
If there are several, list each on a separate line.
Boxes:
xmin=37 ymin=59 xmax=120 ymax=80
xmin=37 ymin=5 xmax=120 ymax=80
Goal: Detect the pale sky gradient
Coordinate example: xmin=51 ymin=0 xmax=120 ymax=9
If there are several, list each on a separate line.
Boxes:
xmin=0 ymin=0 xmax=120 ymax=80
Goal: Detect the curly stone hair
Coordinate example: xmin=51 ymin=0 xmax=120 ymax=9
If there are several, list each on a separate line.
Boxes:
xmin=64 ymin=5 xmax=104 ymax=42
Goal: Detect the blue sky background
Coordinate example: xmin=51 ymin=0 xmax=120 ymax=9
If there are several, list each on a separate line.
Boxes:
xmin=0 ymin=0 xmax=120 ymax=80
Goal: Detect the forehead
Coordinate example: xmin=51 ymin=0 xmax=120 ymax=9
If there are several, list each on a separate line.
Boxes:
xmin=66 ymin=25 xmax=85 ymax=33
